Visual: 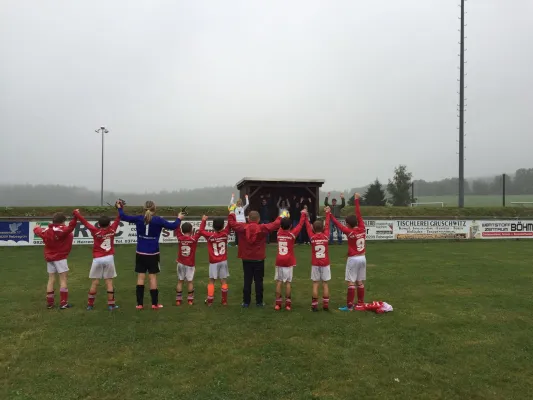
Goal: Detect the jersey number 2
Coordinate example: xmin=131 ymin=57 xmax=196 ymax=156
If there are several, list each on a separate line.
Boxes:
xmin=315 ymin=245 xmax=326 ymax=259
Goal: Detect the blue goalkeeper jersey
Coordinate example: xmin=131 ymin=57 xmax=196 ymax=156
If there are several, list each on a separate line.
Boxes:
xmin=118 ymin=209 xmax=181 ymax=254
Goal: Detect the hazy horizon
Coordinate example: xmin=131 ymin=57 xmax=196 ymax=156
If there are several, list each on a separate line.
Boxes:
xmin=1 ymin=0 xmax=532 ymax=193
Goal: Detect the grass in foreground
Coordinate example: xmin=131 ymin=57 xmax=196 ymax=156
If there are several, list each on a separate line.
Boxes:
xmin=1 ymin=241 xmax=533 ymax=400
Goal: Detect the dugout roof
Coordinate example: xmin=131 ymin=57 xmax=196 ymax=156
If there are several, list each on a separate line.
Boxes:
xmin=236 ymin=178 xmax=325 ymax=218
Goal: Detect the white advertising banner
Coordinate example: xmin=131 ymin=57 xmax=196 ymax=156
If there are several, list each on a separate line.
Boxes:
xmin=470 ymin=220 xmax=533 ymax=239
xmin=28 ymin=220 xmax=235 ymax=246
xmin=1 ymin=218 xmax=529 ymax=247
xmin=394 ymin=220 xmax=471 ymax=240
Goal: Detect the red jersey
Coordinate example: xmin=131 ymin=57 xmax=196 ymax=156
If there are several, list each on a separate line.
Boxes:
xmin=306 ymin=212 xmax=331 ymax=266
xmin=176 ymin=219 xmax=206 ymax=267
xmin=74 ymin=211 xmax=121 ymax=258
xmin=33 ymin=217 xmax=78 ymax=262
xmin=201 ymin=220 xmax=230 ymax=263
xmin=275 ymin=213 xmax=306 ymax=267
xmin=331 ymin=199 xmax=366 ymax=257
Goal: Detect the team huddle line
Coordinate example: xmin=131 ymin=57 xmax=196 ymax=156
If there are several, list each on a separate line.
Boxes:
xmin=34 ymin=194 xmax=375 ymax=313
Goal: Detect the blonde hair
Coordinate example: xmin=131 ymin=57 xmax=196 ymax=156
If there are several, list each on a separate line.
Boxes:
xmin=236 ymin=199 xmax=243 ymax=207
xmin=144 ymin=201 xmax=156 ymax=224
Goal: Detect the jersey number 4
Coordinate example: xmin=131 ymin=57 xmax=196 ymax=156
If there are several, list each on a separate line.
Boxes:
xmin=100 ymin=238 xmax=111 ymax=252
xmin=212 ymin=242 xmax=226 ymax=256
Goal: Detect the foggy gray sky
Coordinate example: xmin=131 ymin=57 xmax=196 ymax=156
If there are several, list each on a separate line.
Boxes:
xmin=1 ymin=0 xmax=532 ymax=192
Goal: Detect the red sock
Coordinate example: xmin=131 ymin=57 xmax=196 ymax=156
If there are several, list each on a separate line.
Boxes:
xmin=347 ymin=286 xmax=355 ymax=308
xmin=357 ymin=285 xmax=365 ymax=304
xmin=46 ymin=291 xmax=55 ymax=306
xmin=187 ymin=290 xmax=194 ymax=302
xmin=60 ymin=287 xmax=68 ymax=306
xmin=311 ymin=297 xmax=318 ymax=309
xmin=322 ymin=296 xmax=329 ymax=310
xmin=221 ymin=288 xmax=228 ymax=303
xmin=276 ymin=296 xmax=282 ymax=308
xmin=176 ymin=291 xmax=183 ymax=301
xmin=87 ymin=291 xmax=96 ymax=306
xmin=285 ymin=297 xmax=292 ymax=308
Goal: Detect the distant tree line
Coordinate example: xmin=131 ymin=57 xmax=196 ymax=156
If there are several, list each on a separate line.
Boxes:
xmin=1 ymin=168 xmax=531 ymax=207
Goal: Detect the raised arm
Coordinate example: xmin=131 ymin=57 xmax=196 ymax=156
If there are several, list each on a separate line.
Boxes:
xmin=229 ymin=193 xmax=235 ymax=206
xmin=330 ymin=215 xmax=352 ymax=235
xmin=261 ymin=217 xmax=282 ymax=233
xmin=157 ymin=214 xmax=183 ymax=230
xmin=323 ymin=211 xmax=331 ymax=237
xmin=33 ymin=225 xmax=46 ymax=239
xmin=291 ymin=211 xmax=307 ymax=237
xmin=118 ymin=207 xmax=139 ymax=223
xmin=354 ymin=195 xmax=365 ymax=229
xmin=227 ymin=213 xmax=244 ymax=233
xmin=304 ymin=218 xmax=314 ymax=239
xmin=243 ymin=195 xmax=250 ymax=211
xmin=340 ymin=194 xmax=346 ymax=209
xmin=286 ymin=198 xmax=291 ymax=209
xmin=276 ymin=197 xmax=282 ymax=209
xmin=53 ymin=216 xmax=78 ymax=239
xmin=193 ymin=217 xmax=207 ymax=240
xmin=110 ymin=215 xmax=121 ymax=232
xmin=73 ymin=210 xmax=97 ymax=234
xmin=324 ymin=192 xmax=330 ymax=207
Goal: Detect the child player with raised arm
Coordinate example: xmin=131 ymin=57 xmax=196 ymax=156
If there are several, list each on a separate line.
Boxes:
xmin=274 ymin=208 xmax=307 ymax=311
xmin=330 ymin=193 xmax=367 ymax=311
xmin=73 ymin=209 xmax=121 ymax=311
xmin=200 ymin=216 xmax=231 ymax=306
xmin=175 ymin=215 xmax=207 ymax=306
xmin=305 ymin=206 xmax=331 ymax=312
xmin=33 ymin=212 xmax=78 ymax=309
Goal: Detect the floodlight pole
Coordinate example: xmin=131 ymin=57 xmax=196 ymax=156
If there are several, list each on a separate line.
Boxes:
xmin=95 ymin=126 xmax=109 ymax=206
xmin=458 ymin=0 xmax=466 ymax=208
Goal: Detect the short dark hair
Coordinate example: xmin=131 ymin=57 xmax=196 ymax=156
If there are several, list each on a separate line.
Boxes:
xmin=52 ymin=212 xmax=67 ymax=224
xmin=345 ymin=215 xmax=358 ymax=228
xmin=213 ymin=217 xmax=225 ymax=232
xmin=280 ymin=218 xmax=292 ymax=230
xmin=181 ymin=222 xmax=193 ymax=234
xmin=98 ymin=215 xmax=111 ymax=228
xmin=332 ymin=198 xmax=337 ymax=203
xmin=313 ymin=220 xmax=324 ymax=233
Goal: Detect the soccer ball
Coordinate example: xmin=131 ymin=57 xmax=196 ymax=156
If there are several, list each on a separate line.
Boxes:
xmin=280 ymin=209 xmax=290 ymax=219
xmin=228 ymin=203 xmax=236 ymax=213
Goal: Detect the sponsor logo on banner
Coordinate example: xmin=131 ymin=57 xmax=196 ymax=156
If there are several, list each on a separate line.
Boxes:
xmin=472 ymin=220 xmax=533 ymax=239
xmin=395 ymin=220 xmax=470 ymax=240
xmin=334 ymin=219 xmax=394 ymax=241
xmin=0 ymin=221 xmax=30 ymax=245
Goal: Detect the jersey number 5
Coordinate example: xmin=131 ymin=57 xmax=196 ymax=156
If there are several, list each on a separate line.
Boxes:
xmin=212 ymin=242 xmax=226 ymax=256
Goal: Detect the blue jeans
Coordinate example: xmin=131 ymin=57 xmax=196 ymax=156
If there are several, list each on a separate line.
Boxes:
xmin=330 ymin=220 xmax=343 ymax=244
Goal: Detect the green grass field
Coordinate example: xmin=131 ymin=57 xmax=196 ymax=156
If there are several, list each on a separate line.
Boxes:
xmin=1 ymin=241 xmax=533 ymax=400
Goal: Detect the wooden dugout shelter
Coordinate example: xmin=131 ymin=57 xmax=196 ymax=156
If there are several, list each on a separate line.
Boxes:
xmin=235 ymin=177 xmax=325 ymax=219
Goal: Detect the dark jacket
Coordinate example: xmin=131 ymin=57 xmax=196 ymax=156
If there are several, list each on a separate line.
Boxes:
xmin=324 ymin=197 xmax=345 ymax=218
